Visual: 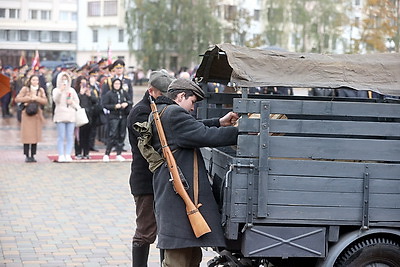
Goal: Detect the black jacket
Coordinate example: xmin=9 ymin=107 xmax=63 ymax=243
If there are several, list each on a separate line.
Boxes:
xmin=127 ymin=91 xmax=154 ymax=195
xmin=101 ymin=89 xmax=133 ymax=119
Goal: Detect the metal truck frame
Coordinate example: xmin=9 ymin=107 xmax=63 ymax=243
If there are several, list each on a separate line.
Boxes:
xmin=194 ymin=44 xmax=400 ymax=267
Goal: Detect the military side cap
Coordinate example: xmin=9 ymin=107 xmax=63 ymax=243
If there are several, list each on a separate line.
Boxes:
xmin=112 ymin=59 xmax=125 ymax=69
xmin=149 ymin=69 xmax=175 ymax=92
xmin=168 ymin=78 xmax=205 ymax=101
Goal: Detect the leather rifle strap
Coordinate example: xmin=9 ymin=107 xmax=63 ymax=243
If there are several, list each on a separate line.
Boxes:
xmin=193 ymin=149 xmax=199 ymax=206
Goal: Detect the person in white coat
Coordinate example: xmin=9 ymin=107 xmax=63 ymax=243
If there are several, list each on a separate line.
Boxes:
xmin=52 ymin=72 xmax=80 ymax=162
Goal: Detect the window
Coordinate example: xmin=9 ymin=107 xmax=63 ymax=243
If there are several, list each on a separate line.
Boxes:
xmin=88 ymin=1 xmax=101 ymax=16
xmin=41 ymin=10 xmax=51 ymax=20
xmin=60 ymin=31 xmax=70 ymax=43
xmin=0 ymin=30 xmax=7 ymax=41
xmin=0 ymin=9 xmax=6 ymax=18
xmin=71 ymin=32 xmax=77 ymax=43
xmin=9 ymin=9 xmax=20 ymax=19
xmin=30 ymin=10 xmax=38 ymax=19
xmin=59 ymin=11 xmax=69 ymax=20
xmin=254 ymin=9 xmax=260 ymax=21
xmin=93 ymin=29 xmax=98 ymax=42
xmin=118 ymin=29 xmax=124 ymax=42
xmin=71 ymin=12 xmax=77 ymax=21
xmin=224 ymin=5 xmax=237 ymax=20
xmin=29 ymin=31 xmax=40 ymax=41
xmin=8 ymin=30 xmax=19 ymax=41
xmin=51 ymin=31 xmax=59 ymax=42
xmin=104 ymin=1 xmax=118 ymax=16
xmin=20 ymin=30 xmax=29 ymax=41
xmin=355 ymin=17 xmax=360 ymax=27
xmin=40 ymin=31 xmax=51 ymax=42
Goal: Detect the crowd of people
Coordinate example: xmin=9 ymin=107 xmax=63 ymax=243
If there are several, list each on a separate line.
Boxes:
xmin=0 ymin=58 xmax=197 ymax=163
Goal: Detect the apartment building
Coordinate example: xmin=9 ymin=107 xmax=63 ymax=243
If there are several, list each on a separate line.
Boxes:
xmin=0 ymin=0 xmax=78 ymax=67
xmin=76 ymin=0 xmax=136 ymax=67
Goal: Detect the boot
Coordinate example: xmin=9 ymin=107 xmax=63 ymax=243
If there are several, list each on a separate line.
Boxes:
xmin=132 ymin=242 xmax=150 ymax=267
xmin=159 ymin=249 xmax=164 ymax=267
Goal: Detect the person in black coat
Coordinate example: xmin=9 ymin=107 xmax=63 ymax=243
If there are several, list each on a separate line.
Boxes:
xmin=149 ymin=78 xmax=239 ymax=267
xmin=101 ymin=78 xmax=132 ymax=161
xmin=74 ymin=76 xmax=97 ymax=159
xmin=127 ymin=69 xmax=175 ymax=266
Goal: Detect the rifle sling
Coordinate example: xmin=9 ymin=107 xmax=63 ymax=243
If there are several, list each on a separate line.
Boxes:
xmin=193 ymin=150 xmax=199 ymax=207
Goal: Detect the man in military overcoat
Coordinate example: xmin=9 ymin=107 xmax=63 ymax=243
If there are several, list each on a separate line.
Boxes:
xmin=149 ymin=78 xmax=239 ymax=266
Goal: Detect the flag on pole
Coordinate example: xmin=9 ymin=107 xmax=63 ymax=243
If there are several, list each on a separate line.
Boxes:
xmin=32 ymin=50 xmax=40 ymax=70
xmin=107 ymin=45 xmax=112 ymax=65
xmin=19 ymin=51 xmax=27 ymax=67
xmin=0 ymin=73 xmax=11 ymax=98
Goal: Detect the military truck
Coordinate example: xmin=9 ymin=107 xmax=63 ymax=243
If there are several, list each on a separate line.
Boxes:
xmin=194 ymin=44 xmax=400 ymax=267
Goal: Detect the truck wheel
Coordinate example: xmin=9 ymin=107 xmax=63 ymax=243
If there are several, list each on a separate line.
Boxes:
xmin=335 ymin=237 xmax=400 ymax=267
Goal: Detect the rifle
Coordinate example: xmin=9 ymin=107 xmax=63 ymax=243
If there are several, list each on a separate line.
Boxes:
xmin=149 ymin=96 xmax=211 ymax=238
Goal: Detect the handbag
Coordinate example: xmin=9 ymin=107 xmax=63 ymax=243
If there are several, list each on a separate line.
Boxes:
xmin=75 ymin=107 xmax=89 ymax=127
xmin=25 ymin=102 xmax=39 ymax=116
xmin=25 ymin=89 xmax=40 ymax=116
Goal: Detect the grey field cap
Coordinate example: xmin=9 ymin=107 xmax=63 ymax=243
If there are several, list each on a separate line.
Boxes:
xmin=149 ymin=69 xmax=175 ymax=92
xmin=167 ymin=78 xmax=205 ymax=101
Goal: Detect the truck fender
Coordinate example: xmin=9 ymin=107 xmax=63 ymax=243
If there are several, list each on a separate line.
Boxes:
xmin=316 ymin=228 xmax=400 ymax=267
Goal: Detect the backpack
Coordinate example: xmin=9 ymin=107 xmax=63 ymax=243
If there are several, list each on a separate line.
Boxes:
xmin=133 ymin=105 xmax=167 ymax=172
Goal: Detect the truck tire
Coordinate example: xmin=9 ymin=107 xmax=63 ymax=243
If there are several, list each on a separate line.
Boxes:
xmin=335 ymin=237 xmax=400 ymax=267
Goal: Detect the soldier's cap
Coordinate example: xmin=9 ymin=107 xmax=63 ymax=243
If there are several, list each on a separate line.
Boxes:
xmin=98 ymin=58 xmax=107 ymax=65
xmin=101 ymin=63 xmax=113 ymax=71
xmin=89 ymin=67 xmax=99 ymax=75
xmin=168 ymin=78 xmax=205 ymax=101
xmin=112 ymin=59 xmax=125 ymax=69
xmin=149 ymin=69 xmax=175 ymax=92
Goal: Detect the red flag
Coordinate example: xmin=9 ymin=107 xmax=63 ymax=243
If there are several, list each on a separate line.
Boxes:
xmin=31 ymin=50 xmax=40 ymax=70
xmin=0 ymin=73 xmax=11 ymax=98
xmin=19 ymin=51 xmax=27 ymax=67
xmin=107 ymin=46 xmax=112 ymax=65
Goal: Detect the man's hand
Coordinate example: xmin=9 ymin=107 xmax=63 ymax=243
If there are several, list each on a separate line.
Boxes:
xmin=219 ymin=112 xmax=239 ymax=127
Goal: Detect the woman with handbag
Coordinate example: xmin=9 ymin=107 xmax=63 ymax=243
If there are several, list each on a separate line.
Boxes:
xmin=52 ymin=72 xmax=80 ymax=162
xmin=15 ymin=75 xmax=48 ymax=162
xmin=73 ymin=76 xmax=97 ymax=159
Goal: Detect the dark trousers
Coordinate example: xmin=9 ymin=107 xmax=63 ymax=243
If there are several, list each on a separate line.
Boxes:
xmin=75 ymin=123 xmax=92 ymax=156
xmin=105 ymin=117 xmax=127 ymax=155
xmin=24 ymin=144 xmax=37 ymax=156
xmin=162 ymin=247 xmax=202 ymax=267
xmin=132 ymin=194 xmax=157 ymax=245
xmin=1 ymin=92 xmax=12 ymax=117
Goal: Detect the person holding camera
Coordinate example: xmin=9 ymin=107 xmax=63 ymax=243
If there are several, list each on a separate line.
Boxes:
xmin=15 ymin=74 xmax=48 ymax=162
xmin=52 ymin=72 xmax=80 ymax=162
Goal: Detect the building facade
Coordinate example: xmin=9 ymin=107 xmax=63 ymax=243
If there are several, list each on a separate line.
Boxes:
xmin=0 ymin=0 xmax=78 ymax=68
xmin=76 ymin=0 xmax=137 ymax=68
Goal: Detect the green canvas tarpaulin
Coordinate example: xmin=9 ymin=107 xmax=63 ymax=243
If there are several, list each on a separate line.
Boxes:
xmin=196 ymin=43 xmax=400 ymax=96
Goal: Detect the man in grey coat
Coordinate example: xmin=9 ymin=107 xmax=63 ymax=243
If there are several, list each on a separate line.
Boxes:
xmin=149 ymin=78 xmax=239 ymax=266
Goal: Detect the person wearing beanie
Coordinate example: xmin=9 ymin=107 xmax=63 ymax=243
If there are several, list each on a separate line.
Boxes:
xmin=144 ymin=78 xmax=239 ymax=266
xmin=126 ymin=69 xmax=175 ymax=266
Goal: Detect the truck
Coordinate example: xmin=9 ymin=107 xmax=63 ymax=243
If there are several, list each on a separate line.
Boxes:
xmin=194 ymin=43 xmax=400 ymax=267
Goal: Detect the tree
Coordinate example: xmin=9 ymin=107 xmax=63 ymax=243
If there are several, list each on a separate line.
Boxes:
xmin=353 ymin=0 xmax=397 ymax=52
xmin=125 ymin=0 xmax=222 ymax=71
xmin=262 ymin=0 xmax=347 ymax=53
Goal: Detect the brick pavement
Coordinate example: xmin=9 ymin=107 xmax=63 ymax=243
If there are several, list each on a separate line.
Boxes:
xmin=0 ymin=85 xmax=217 ymax=266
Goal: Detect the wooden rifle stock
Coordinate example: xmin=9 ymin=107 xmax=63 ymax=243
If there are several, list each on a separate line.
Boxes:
xmin=149 ymin=98 xmax=211 ymax=238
